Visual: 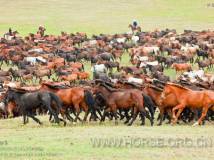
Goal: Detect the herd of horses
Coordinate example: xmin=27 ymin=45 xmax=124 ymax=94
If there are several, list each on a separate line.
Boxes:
xmin=0 ymin=25 xmax=213 ymax=126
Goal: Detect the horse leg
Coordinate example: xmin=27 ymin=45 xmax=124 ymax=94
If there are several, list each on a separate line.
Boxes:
xmin=101 ymin=107 xmax=111 ymax=122
xmin=166 ymin=108 xmax=172 ymax=124
xmin=124 ymin=110 xmax=131 ymax=124
xmin=157 ymin=107 xmax=164 ymax=126
xmin=83 ymin=110 xmax=89 ymax=122
xmin=74 ymin=104 xmax=82 ymax=122
xmin=73 ymin=111 xmax=82 ymax=122
xmin=193 ymin=105 xmax=209 ymax=126
xmin=127 ymin=107 xmax=138 ymax=126
xmin=172 ymin=104 xmax=185 ymax=124
xmin=45 ymin=101 xmax=60 ymax=124
xmin=82 ymin=103 xmax=89 ymax=122
xmin=94 ymin=109 xmax=102 ymax=121
xmin=112 ymin=108 xmax=118 ymax=125
xmin=23 ymin=112 xmax=27 ymax=124
xmin=27 ymin=112 xmax=43 ymax=125
xmin=64 ymin=108 xmax=74 ymax=122
xmin=142 ymin=109 xmax=153 ymax=126
xmin=139 ymin=112 xmax=145 ymax=126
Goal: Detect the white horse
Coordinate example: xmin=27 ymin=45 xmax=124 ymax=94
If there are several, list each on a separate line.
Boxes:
xmin=131 ymin=35 xmax=139 ymax=43
xmin=116 ymin=37 xmax=126 ymax=43
xmin=24 ymin=56 xmax=47 ymax=65
xmin=28 ymin=48 xmax=44 ymax=53
xmin=91 ymin=64 xmax=107 ymax=73
xmin=127 ymin=77 xmax=143 ymax=84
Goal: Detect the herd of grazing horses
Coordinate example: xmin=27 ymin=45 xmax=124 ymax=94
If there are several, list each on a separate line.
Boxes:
xmin=0 ymin=25 xmax=213 ymax=126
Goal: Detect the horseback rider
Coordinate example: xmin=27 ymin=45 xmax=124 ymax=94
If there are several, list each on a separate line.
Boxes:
xmin=8 ymin=28 xmax=13 ymax=36
xmin=132 ymin=19 xmax=138 ymax=28
xmin=37 ymin=25 xmax=46 ymax=37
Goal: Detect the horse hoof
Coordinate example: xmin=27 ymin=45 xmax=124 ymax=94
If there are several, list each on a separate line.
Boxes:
xmin=150 ymin=121 xmax=154 ymax=126
xmin=192 ymin=122 xmax=199 ymax=126
xmin=127 ymin=123 xmax=132 ymax=126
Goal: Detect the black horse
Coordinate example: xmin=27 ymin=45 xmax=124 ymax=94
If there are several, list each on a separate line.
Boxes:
xmin=4 ymin=87 xmax=63 ymax=125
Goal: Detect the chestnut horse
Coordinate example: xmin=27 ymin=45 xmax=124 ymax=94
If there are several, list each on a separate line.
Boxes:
xmin=40 ymin=83 xmax=95 ymax=122
xmin=160 ymin=83 xmax=214 ymax=126
xmin=143 ymin=84 xmax=177 ymax=125
xmin=171 ymin=63 xmax=192 ymax=73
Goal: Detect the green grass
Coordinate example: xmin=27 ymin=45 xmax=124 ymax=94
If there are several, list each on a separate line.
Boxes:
xmin=0 ymin=116 xmax=213 ymax=160
xmin=0 ymin=0 xmax=214 ymax=159
xmin=0 ymin=0 xmax=213 ymax=36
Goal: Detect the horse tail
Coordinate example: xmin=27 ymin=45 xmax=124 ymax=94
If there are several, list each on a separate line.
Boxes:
xmin=142 ymin=93 xmax=155 ymax=120
xmin=49 ymin=92 xmax=62 ymax=114
xmin=84 ymin=89 xmax=95 ymax=111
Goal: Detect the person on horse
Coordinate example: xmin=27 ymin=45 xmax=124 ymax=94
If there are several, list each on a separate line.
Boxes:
xmin=37 ymin=25 xmax=46 ymax=37
xmin=8 ymin=28 xmax=13 ymax=36
xmin=132 ymin=20 xmax=138 ymax=29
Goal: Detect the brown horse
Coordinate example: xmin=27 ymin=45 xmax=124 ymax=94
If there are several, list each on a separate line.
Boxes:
xmin=160 ymin=83 xmax=214 ymax=126
xmin=94 ymin=83 xmax=153 ymax=126
xmin=40 ymin=83 xmax=94 ymax=122
xmin=171 ymin=63 xmax=192 ymax=73
xmin=143 ymin=84 xmax=177 ymax=125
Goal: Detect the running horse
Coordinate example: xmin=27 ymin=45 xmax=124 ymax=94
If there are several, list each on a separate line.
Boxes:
xmin=94 ymin=82 xmax=153 ymax=126
xmin=160 ymin=83 xmax=214 ymax=126
xmin=40 ymin=83 xmax=95 ymax=122
xmin=4 ymin=87 xmax=62 ymax=125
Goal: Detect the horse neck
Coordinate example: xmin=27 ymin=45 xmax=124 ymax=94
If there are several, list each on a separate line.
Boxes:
xmin=40 ymin=84 xmax=58 ymax=92
xmin=98 ymin=86 xmax=111 ymax=97
xmin=146 ymin=87 xmax=161 ymax=100
xmin=166 ymin=85 xmax=186 ymax=98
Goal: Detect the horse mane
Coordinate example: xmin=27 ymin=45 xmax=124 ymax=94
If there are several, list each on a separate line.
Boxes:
xmin=166 ymin=82 xmax=191 ymax=91
xmin=99 ymin=83 xmax=118 ymax=92
xmin=103 ymin=81 xmax=115 ymax=88
xmin=8 ymin=87 xmax=29 ymax=93
xmin=42 ymin=83 xmax=70 ymax=89
xmin=120 ymin=80 xmax=142 ymax=89
xmin=147 ymin=84 xmax=163 ymax=92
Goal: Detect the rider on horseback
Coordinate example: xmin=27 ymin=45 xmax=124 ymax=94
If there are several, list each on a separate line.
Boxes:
xmin=132 ymin=19 xmax=138 ymax=28
xmin=37 ymin=25 xmax=46 ymax=37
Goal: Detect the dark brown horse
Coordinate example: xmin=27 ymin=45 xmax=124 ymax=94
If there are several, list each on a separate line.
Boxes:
xmin=94 ymin=83 xmax=153 ymax=126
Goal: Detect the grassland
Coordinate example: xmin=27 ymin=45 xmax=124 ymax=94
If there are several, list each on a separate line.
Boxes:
xmin=0 ymin=0 xmax=214 ymax=160
xmin=0 ymin=0 xmax=213 ymax=35
xmin=0 ymin=116 xmax=213 ymax=160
